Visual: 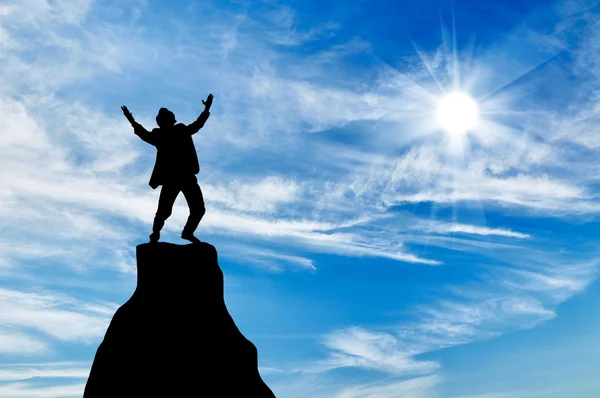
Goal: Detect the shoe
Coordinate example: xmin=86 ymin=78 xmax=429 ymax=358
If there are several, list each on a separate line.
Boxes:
xmin=181 ymin=231 xmax=201 ymax=244
xmin=149 ymin=231 xmax=160 ymax=243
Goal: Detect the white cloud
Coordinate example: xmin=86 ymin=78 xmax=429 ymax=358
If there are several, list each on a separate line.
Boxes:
xmin=318 ymin=327 xmax=439 ymax=375
xmin=0 ymin=362 xmax=90 ymax=381
xmin=495 ymin=258 xmax=599 ymax=301
xmin=314 ymin=252 xmax=598 ymax=373
xmin=334 ymin=143 xmax=598 ymax=216
xmin=204 ymin=176 xmax=302 ymax=213
xmin=432 ymin=223 xmax=530 ymax=238
xmin=224 ymin=246 xmax=317 ymax=272
xmin=0 ymin=329 xmax=49 ymax=355
xmin=0 ymin=288 xmax=115 ymax=343
xmin=0 ymin=382 xmax=85 ymax=398
xmin=335 ymin=375 xmax=440 ymax=398
xmin=261 ymin=5 xmax=339 ymax=47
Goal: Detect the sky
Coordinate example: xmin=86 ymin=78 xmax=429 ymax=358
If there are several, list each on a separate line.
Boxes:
xmin=1 ymin=0 xmax=600 ymax=397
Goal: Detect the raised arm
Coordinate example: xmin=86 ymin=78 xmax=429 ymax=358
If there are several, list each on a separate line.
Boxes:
xmin=121 ymin=105 xmax=157 ymax=146
xmin=187 ymin=93 xmax=213 ymax=136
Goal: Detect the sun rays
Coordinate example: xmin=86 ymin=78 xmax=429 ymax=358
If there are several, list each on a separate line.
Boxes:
xmin=376 ymin=15 xmax=558 ymax=238
xmin=391 ymin=17 xmax=559 ymax=161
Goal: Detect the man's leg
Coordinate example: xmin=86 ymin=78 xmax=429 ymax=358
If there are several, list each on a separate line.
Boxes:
xmin=180 ymin=180 xmax=206 ymax=242
xmin=150 ymin=184 xmax=180 ymax=242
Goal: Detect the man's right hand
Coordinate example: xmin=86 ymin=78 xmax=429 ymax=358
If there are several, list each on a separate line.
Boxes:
xmin=121 ymin=105 xmax=136 ymax=125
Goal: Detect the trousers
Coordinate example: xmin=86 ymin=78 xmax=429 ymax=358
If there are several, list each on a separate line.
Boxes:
xmin=152 ymin=178 xmax=206 ymax=235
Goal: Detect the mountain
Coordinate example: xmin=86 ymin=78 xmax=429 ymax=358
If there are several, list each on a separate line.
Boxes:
xmin=84 ymin=241 xmax=276 ymax=397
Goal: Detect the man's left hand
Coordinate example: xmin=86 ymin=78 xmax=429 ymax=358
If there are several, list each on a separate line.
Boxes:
xmin=202 ymin=93 xmax=213 ymax=110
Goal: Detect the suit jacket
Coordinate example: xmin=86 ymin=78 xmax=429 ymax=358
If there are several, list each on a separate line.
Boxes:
xmin=133 ymin=110 xmax=210 ymax=189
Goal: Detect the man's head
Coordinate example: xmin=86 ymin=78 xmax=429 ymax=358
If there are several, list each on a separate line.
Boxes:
xmin=156 ymin=107 xmax=176 ymax=128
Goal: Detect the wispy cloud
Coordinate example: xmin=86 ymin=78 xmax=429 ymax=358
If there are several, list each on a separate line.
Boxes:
xmin=428 ymin=223 xmax=531 ymax=239
xmin=313 ymin=254 xmax=599 ymax=380
xmin=334 ymin=375 xmax=440 ymax=398
xmin=317 ymin=327 xmax=439 ymax=375
xmin=0 ymin=330 xmax=48 ymax=355
xmin=0 ymin=362 xmax=90 ymax=381
xmin=225 ymin=246 xmax=317 ymax=272
xmin=0 ymin=288 xmax=116 ymax=343
xmin=0 ymin=382 xmax=85 ymax=398
xmin=204 ymin=176 xmax=302 ymax=214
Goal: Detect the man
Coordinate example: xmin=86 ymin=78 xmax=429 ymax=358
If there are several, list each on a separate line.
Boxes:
xmin=121 ymin=93 xmax=213 ymax=243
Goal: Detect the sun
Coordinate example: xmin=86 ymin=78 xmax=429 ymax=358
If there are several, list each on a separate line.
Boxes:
xmin=436 ymin=92 xmax=479 ymax=136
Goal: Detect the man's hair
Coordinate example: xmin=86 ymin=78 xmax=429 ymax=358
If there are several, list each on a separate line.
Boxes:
xmin=156 ymin=107 xmax=175 ymax=127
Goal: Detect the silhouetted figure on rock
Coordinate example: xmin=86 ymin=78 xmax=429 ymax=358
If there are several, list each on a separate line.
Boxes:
xmin=121 ymin=93 xmax=213 ymax=244
xmin=84 ymin=242 xmax=276 ymax=397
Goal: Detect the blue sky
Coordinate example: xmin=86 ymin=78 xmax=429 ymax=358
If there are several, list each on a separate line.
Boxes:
xmin=1 ymin=0 xmax=600 ymax=396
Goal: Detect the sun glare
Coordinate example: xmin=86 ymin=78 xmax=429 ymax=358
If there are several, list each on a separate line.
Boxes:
xmin=436 ymin=92 xmax=479 ymax=136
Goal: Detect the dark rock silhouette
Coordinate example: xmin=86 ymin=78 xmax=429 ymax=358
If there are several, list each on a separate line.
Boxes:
xmin=84 ymin=242 xmax=276 ymax=397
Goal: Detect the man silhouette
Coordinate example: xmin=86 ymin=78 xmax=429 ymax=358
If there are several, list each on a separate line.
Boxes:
xmin=121 ymin=93 xmax=213 ymax=243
